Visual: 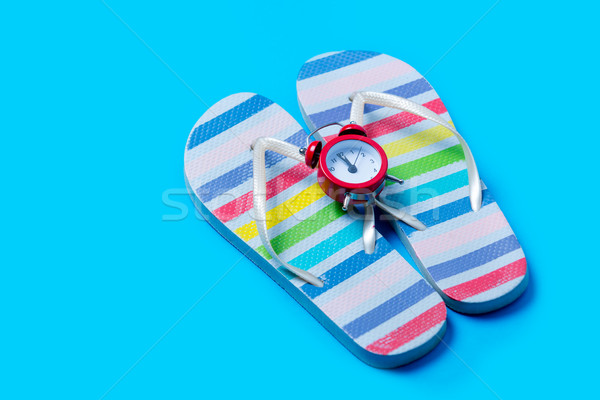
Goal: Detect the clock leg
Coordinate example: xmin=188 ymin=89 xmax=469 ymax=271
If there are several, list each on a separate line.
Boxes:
xmin=342 ymin=193 xmax=351 ymax=211
xmin=363 ymin=204 xmax=376 ymax=254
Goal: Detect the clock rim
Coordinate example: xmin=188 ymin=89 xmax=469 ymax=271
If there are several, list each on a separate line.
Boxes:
xmin=319 ymin=134 xmax=388 ymax=192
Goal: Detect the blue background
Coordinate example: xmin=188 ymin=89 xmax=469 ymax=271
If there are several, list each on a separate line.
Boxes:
xmin=1 ymin=1 xmax=598 ymax=399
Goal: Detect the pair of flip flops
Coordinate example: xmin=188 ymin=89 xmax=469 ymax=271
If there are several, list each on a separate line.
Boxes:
xmin=183 ymin=51 xmax=528 ymax=368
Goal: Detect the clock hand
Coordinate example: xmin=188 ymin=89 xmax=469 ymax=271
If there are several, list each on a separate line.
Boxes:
xmin=337 ymin=153 xmax=357 ymax=173
xmin=336 ymin=153 xmax=352 ymax=167
xmin=352 ymin=146 xmax=363 ymax=167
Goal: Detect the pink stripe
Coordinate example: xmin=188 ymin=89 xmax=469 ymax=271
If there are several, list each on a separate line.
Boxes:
xmin=213 ymin=163 xmax=314 ymax=223
xmin=444 ymin=258 xmax=527 ymax=301
xmin=366 ymin=302 xmax=446 ymax=355
xmin=186 ymin=109 xmax=293 ymax=181
xmin=298 ymin=59 xmax=413 ymax=106
xmin=320 ymin=260 xmax=413 ymax=320
xmin=365 ymin=98 xmax=446 ymax=138
xmin=319 ymin=98 xmax=446 ymax=143
xmin=413 ymin=211 xmax=509 ymax=260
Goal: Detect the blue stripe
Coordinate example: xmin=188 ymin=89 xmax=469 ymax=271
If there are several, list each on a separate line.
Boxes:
xmin=196 ymin=129 xmax=305 ymax=203
xmin=343 ymin=280 xmax=435 ymax=339
xmin=290 ymin=220 xmax=362 ymax=270
xmin=187 ymin=95 xmax=273 ymax=150
xmin=297 ymin=51 xmax=379 ymax=81
xmin=386 ymin=169 xmax=469 ymax=208
xmin=301 ymin=238 xmax=393 ymax=299
xmin=403 ymin=190 xmax=495 ymax=236
xmin=308 ymin=102 xmax=351 ymax=131
xmin=308 ymin=77 xmax=433 ymax=128
xmin=428 ymin=235 xmax=520 ymax=281
xmin=386 ymin=77 xmax=432 ymax=98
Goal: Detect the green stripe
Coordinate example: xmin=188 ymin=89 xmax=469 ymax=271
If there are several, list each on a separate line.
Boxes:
xmin=387 ymin=144 xmax=465 ymax=182
xmin=256 ymin=202 xmax=345 ymax=260
xmin=256 ymin=246 xmax=270 ymax=259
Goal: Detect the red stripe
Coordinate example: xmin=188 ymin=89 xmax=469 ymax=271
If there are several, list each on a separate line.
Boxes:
xmin=443 ymin=258 xmax=527 ymax=301
xmin=323 ymin=98 xmax=446 ymax=142
xmin=365 ymin=98 xmax=447 ymax=139
xmin=213 ymin=163 xmax=314 ymax=222
xmin=366 ymin=302 xmax=446 ymax=355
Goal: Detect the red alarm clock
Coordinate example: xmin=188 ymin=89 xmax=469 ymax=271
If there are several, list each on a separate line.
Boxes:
xmin=304 ymin=123 xmax=398 ymax=211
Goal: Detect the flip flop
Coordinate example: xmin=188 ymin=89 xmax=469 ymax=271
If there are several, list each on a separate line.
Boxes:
xmin=296 ymin=51 xmax=528 ymax=314
xmin=184 ymin=92 xmax=447 ymax=367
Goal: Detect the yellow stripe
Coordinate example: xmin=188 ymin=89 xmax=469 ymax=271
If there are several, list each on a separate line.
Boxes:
xmin=235 ymin=182 xmax=325 ymax=241
xmin=382 ymin=121 xmax=455 ymax=159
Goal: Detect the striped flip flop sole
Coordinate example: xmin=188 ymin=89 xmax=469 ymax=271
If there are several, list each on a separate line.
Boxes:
xmin=184 ymin=92 xmax=447 ymax=367
xmin=297 ymin=51 xmax=528 ymax=314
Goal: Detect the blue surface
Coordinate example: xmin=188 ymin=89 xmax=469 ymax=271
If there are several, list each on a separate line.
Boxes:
xmin=1 ymin=1 xmax=598 ymax=399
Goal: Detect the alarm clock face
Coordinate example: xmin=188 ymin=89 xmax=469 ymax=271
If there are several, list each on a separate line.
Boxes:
xmin=324 ymin=139 xmax=383 ymax=184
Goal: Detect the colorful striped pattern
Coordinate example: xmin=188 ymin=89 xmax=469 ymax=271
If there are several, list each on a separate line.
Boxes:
xmin=183 ymin=92 xmax=446 ymax=366
xmin=297 ymin=51 xmax=527 ymax=311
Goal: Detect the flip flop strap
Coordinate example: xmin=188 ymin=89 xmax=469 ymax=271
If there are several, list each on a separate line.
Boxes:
xmin=349 ymin=91 xmax=482 ymax=212
xmin=252 ymin=137 xmax=324 ymax=287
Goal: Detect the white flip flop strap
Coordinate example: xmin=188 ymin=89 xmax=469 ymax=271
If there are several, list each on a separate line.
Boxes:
xmin=349 ymin=91 xmax=482 ymax=212
xmin=252 ymin=137 xmax=324 ymax=287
